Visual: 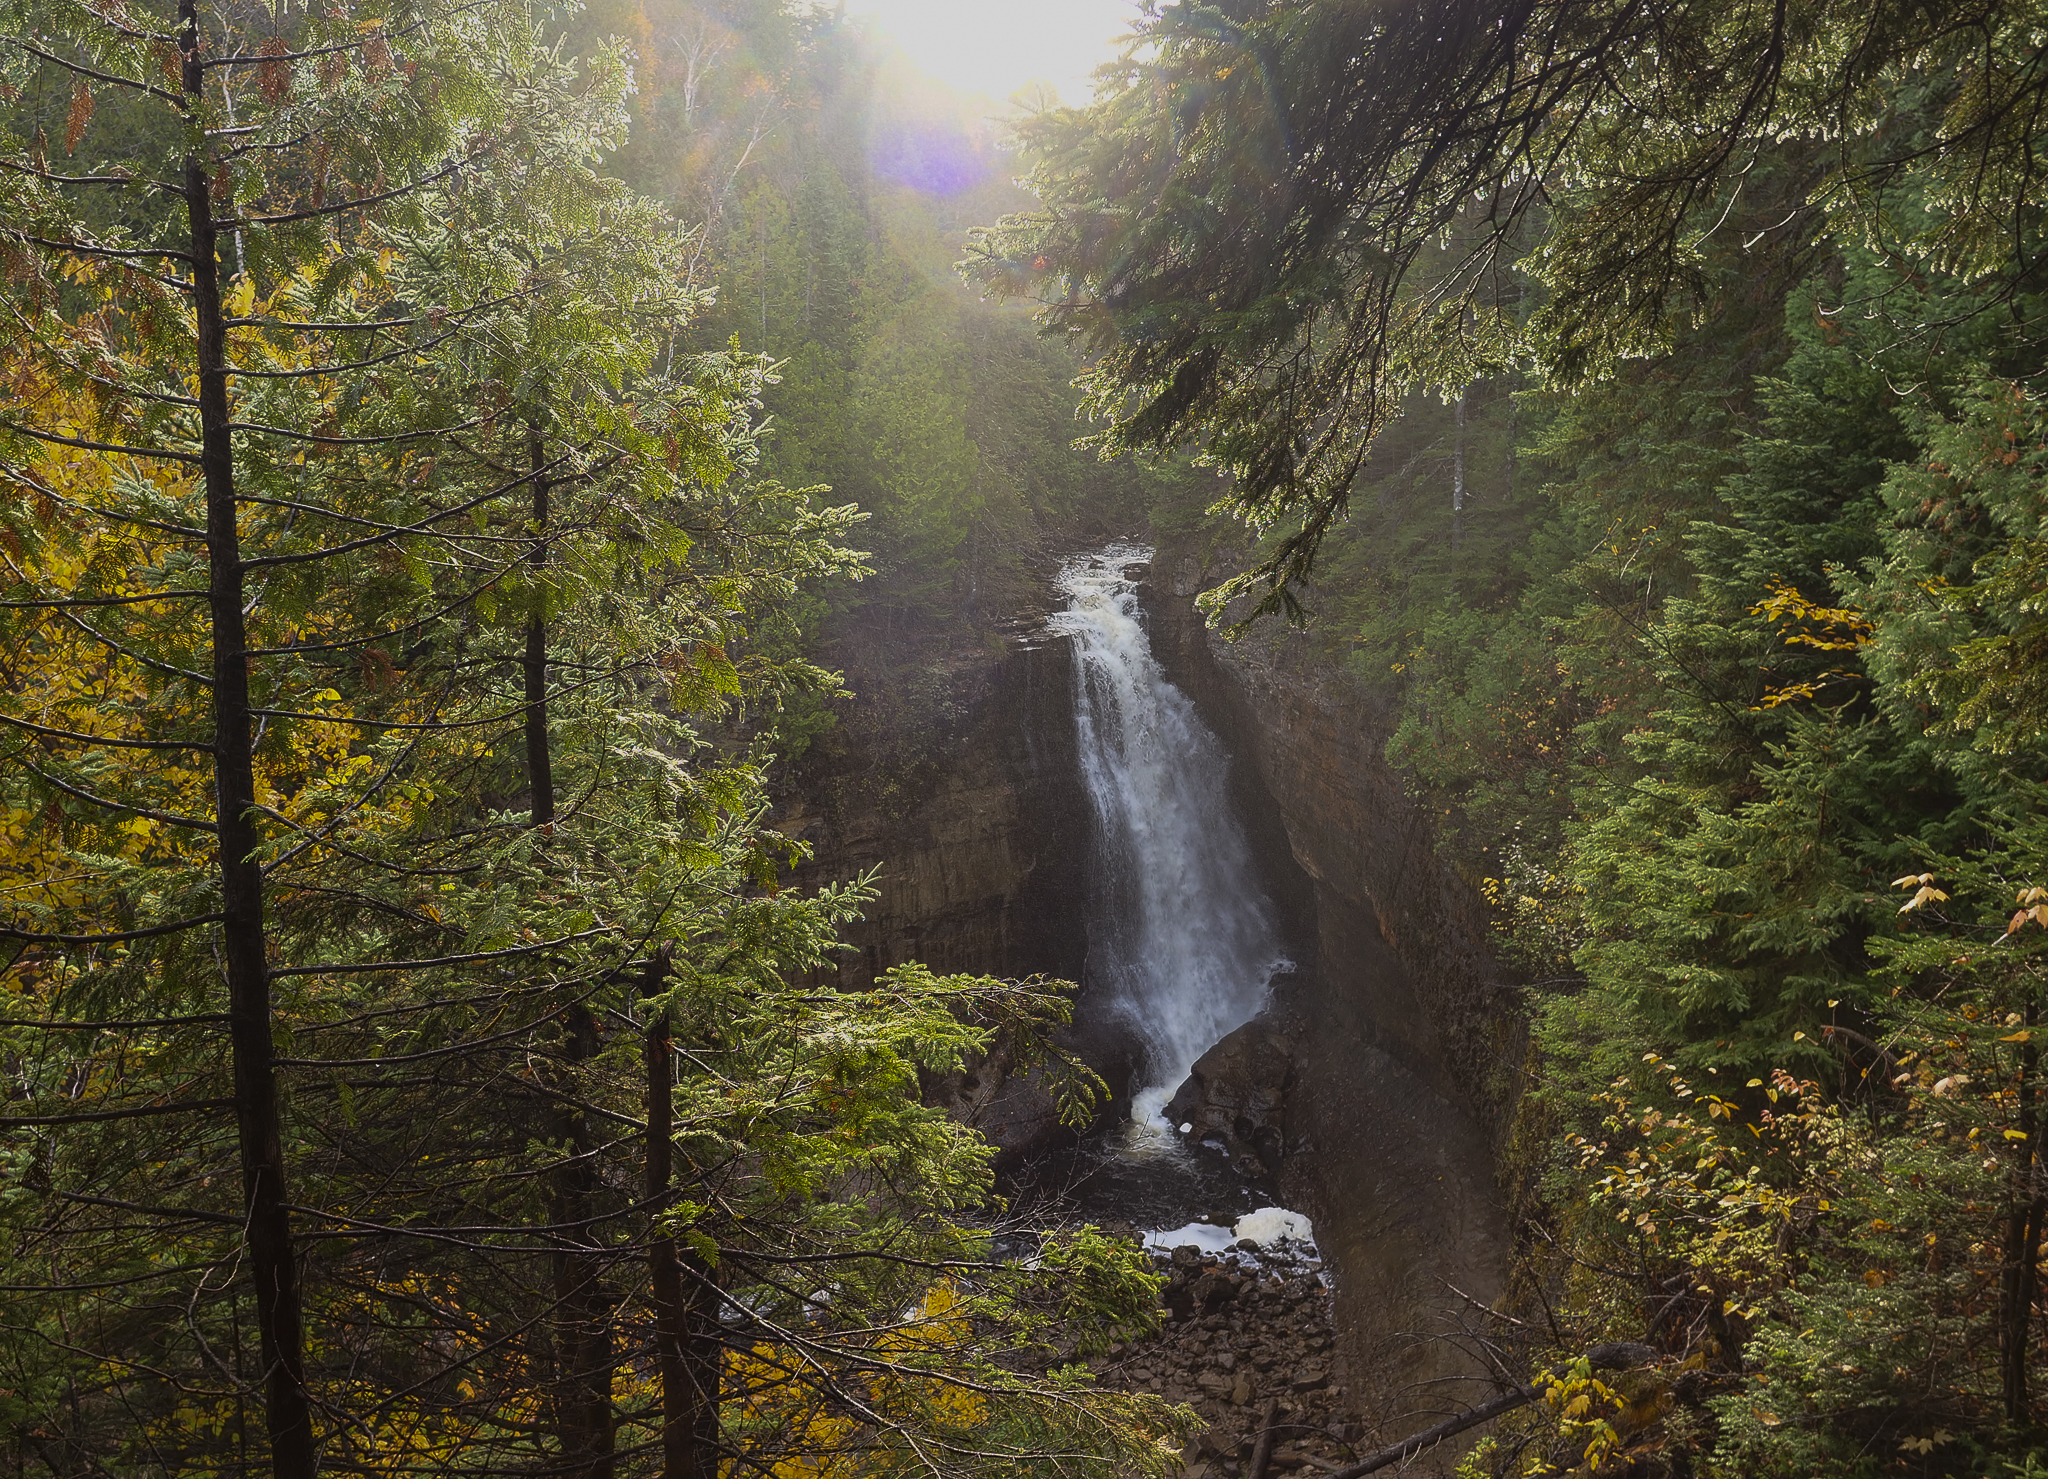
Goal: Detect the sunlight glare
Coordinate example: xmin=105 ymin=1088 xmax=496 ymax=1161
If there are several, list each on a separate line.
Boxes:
xmin=846 ymin=0 xmax=1144 ymax=105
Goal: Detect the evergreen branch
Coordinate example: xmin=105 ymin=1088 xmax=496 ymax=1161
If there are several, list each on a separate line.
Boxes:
xmin=11 ymin=40 xmax=184 ymax=105
xmin=0 ymin=589 xmax=209 ymax=609
xmin=222 ymin=323 xmax=465 ymax=380
xmin=0 ymin=417 xmax=203 ymax=465
xmin=268 ymin=925 xmax=615 ymax=977
xmin=242 ymin=567 xmax=520 ymax=656
xmin=0 ymin=711 xmax=213 ymax=753
xmin=199 ymin=12 xmax=441 ymax=70
xmin=0 ymin=1013 xmax=228 ymax=1028
xmin=216 ymin=154 xmax=477 ymax=229
xmin=2 ymin=1098 xmax=234 ymax=1127
xmin=225 ymin=413 xmax=482 ymax=448
xmin=225 ymin=287 xmax=529 ymax=332
xmin=0 ymin=915 xmax=227 ymax=944
xmin=237 ymin=454 xmax=558 ymax=571
xmin=251 ymin=662 xmax=644 ymax=728
xmin=55 ymin=1191 xmax=241 ymax=1226
xmin=54 ymin=608 xmax=214 ymax=687
xmin=0 ymin=159 xmax=172 ymax=192
xmin=6 ymin=752 xmax=218 ymax=832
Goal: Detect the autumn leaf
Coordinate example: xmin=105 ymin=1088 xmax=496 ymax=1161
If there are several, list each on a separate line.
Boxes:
xmin=64 ymin=79 xmax=92 ymax=155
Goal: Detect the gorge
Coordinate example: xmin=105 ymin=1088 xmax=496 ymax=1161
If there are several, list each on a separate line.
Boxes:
xmin=783 ymin=536 xmax=1514 ymax=1445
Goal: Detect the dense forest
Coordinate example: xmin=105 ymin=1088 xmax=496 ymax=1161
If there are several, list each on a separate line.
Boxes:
xmin=974 ymin=1 xmax=2048 ymax=1474
xmin=0 ymin=1 xmax=1177 ymax=1474
xmin=5 ymin=0 xmax=2048 ymax=1476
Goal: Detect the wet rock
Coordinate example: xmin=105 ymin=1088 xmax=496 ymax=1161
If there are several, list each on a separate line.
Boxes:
xmin=1165 ymin=1020 xmax=1295 ymax=1174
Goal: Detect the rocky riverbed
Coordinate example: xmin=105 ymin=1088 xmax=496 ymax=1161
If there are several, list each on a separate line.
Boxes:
xmin=1073 ymin=1235 xmax=1372 ymax=1478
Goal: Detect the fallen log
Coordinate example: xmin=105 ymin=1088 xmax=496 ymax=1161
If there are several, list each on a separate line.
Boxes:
xmin=1246 ymin=1396 xmax=1282 ymax=1479
xmin=1326 ymin=1343 xmax=1657 ymax=1478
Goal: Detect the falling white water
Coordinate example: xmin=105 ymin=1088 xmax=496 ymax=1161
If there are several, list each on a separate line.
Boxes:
xmin=1049 ymin=544 xmax=1290 ymax=1140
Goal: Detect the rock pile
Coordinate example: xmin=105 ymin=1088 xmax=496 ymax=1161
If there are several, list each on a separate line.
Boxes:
xmin=1086 ymin=1237 xmax=1368 ymax=1477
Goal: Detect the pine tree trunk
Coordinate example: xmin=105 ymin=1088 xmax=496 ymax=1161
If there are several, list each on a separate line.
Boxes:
xmin=525 ymin=421 xmax=554 ymax=828
xmin=181 ymin=4 xmax=315 ymax=1473
xmin=647 ymin=999 xmax=720 ymax=1479
xmin=680 ymin=1253 xmax=722 ymax=1473
xmin=553 ymin=1005 xmax=614 ymax=1477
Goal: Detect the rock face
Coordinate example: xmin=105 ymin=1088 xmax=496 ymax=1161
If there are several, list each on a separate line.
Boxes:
xmin=1165 ymin=1018 xmax=1296 ymax=1177
xmin=774 ymin=598 xmax=1100 ymax=1161
xmin=787 ymin=544 xmax=1520 ymax=1461
xmin=779 ymin=608 xmax=1090 ymax=993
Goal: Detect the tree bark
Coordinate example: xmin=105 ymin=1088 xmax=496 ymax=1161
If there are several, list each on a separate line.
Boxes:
xmin=553 ymin=1004 xmax=614 ymax=1478
xmin=525 ymin=419 xmax=554 ymax=828
xmin=181 ymin=4 xmax=316 ymax=1474
xmin=645 ymin=989 xmax=720 ymax=1479
xmin=2001 ymin=999 xmax=2042 ymax=1423
xmin=678 ymin=1250 xmax=722 ymax=1476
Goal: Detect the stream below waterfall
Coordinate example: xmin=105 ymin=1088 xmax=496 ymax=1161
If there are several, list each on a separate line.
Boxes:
xmin=1009 ymin=545 xmax=1307 ymax=1240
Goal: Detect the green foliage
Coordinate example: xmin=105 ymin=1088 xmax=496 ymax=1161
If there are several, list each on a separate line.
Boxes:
xmin=589 ymin=1 xmax=1157 ymax=642
xmin=970 ymin=0 xmax=2048 ymax=613
xmin=974 ymin=3 xmax=2048 ymax=1467
xmin=0 ymin=2 xmax=1181 ymax=1474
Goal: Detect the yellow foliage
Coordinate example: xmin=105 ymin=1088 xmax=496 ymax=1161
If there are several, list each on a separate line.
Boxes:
xmin=723 ymin=1280 xmax=991 ymax=1478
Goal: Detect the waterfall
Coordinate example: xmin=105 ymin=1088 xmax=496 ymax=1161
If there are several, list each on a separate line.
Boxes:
xmin=1050 ymin=545 xmax=1289 ymax=1135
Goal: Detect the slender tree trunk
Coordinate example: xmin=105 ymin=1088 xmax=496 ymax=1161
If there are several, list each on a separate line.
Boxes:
xmin=553 ymin=1005 xmax=614 ymax=1478
xmin=646 ymin=1007 xmax=689 ymax=1477
xmin=646 ymin=992 xmax=721 ymax=1478
xmin=525 ymin=413 xmax=606 ymax=1467
xmin=2001 ymin=1000 xmax=2042 ymax=1423
xmin=680 ymin=1251 xmax=721 ymax=1475
xmin=181 ymin=5 xmax=315 ymax=1473
xmin=525 ymin=420 xmax=554 ymax=828
xmin=1450 ymin=387 xmax=1466 ymax=549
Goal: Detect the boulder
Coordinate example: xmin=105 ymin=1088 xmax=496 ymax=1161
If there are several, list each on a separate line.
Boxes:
xmin=1165 ymin=1019 xmax=1296 ymax=1173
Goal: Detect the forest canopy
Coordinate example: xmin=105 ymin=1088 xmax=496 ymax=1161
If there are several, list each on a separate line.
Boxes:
xmin=970 ymin=0 xmax=2048 ymax=618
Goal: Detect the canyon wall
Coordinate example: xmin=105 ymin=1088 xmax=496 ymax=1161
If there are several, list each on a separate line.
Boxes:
xmin=1137 ymin=536 xmax=1520 ymax=1433
xmin=779 ymin=604 xmax=1092 ymax=993
xmin=1138 ymin=540 xmax=1527 ymax=1131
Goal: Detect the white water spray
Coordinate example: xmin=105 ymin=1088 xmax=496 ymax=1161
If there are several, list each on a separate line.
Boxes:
xmin=1050 ymin=545 xmax=1289 ymax=1138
